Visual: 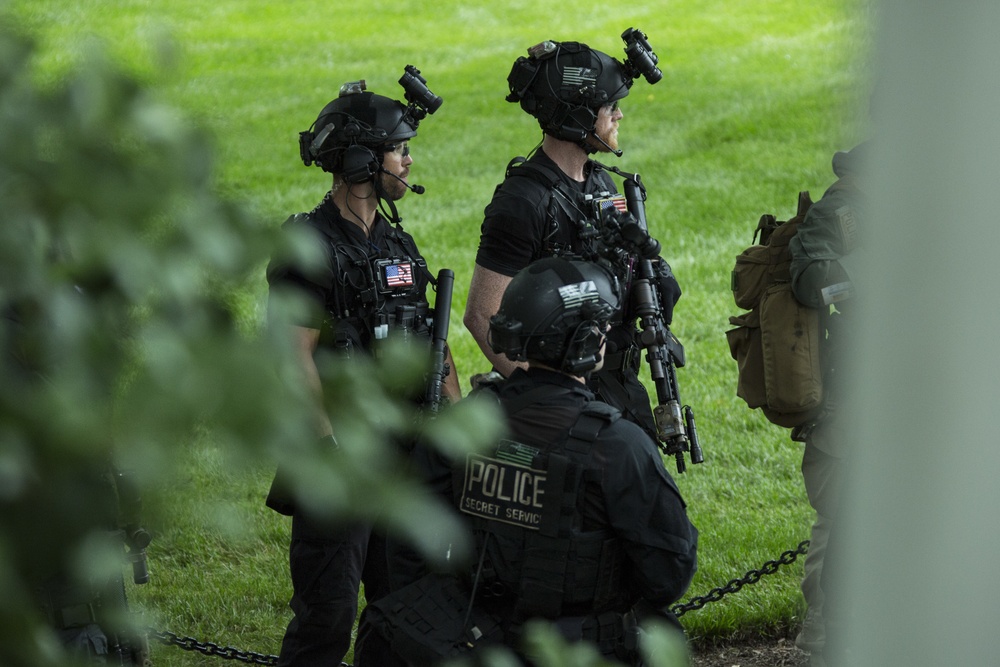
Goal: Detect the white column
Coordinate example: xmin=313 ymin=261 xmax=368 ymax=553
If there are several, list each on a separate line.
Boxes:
xmin=843 ymin=2 xmax=1000 ymax=665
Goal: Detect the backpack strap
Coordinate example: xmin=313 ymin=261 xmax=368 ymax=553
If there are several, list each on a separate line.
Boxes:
xmin=797 ymin=190 xmax=814 ymax=217
xmin=506 ymin=157 xmax=579 ymax=223
xmin=753 ymin=213 xmax=777 ymax=245
xmin=504 ymin=155 xmax=562 ymax=188
xmin=503 ymin=157 xmax=600 ymax=259
xmin=755 ymin=191 xmax=813 ymax=246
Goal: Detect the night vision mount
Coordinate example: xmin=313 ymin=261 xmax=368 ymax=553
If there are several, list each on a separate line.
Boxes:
xmin=299 ymin=65 xmax=442 ymax=170
xmin=398 ymin=64 xmax=443 ymax=123
xmin=620 ymin=27 xmax=662 ymax=85
xmin=517 ymin=27 xmax=662 ymax=90
xmin=336 ymin=65 xmax=443 ymax=128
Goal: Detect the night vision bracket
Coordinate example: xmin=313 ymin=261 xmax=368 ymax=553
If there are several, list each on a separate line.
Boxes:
xmin=621 ymin=27 xmax=662 ymax=85
xmin=399 ymin=65 xmax=443 ymax=125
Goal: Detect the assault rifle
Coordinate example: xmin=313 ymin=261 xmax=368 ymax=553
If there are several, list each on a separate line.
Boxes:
xmin=601 ymin=172 xmax=704 ymax=473
xmin=424 ymin=268 xmax=454 ymax=414
xmin=115 ymin=467 xmax=151 ymax=585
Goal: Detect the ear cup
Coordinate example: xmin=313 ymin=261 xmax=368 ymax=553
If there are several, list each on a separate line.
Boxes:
xmin=340 ymin=144 xmax=380 ymax=184
xmin=562 ymin=106 xmax=598 ymax=139
xmin=561 ymin=321 xmax=603 ymax=374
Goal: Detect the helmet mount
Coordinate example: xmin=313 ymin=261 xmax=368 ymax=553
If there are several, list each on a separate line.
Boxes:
xmin=506 ymin=28 xmax=661 ymax=150
xmin=298 ymin=65 xmax=442 ymax=178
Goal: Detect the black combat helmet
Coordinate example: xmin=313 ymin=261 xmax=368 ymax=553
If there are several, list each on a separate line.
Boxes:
xmin=299 ymin=84 xmax=417 ymax=180
xmin=489 ymin=258 xmax=621 ymax=374
xmin=506 ymin=41 xmax=628 ymax=143
xmin=505 ymin=29 xmax=661 ymax=144
xmin=299 ymin=67 xmax=441 ymax=182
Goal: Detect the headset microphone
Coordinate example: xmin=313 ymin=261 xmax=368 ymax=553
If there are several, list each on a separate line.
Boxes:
xmin=591 ymin=131 xmax=623 ymax=157
xmin=381 ymin=167 xmax=425 ymax=194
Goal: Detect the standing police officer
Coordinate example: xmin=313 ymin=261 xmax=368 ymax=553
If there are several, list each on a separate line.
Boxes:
xmin=265 ymin=70 xmax=460 ymax=666
xmin=788 ymin=141 xmax=867 ymax=667
xmin=374 ymin=258 xmax=697 ymax=666
xmin=464 ymin=31 xmax=682 ymax=442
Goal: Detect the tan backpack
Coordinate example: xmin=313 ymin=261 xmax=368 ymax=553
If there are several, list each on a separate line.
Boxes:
xmin=726 ymin=192 xmax=824 ymax=428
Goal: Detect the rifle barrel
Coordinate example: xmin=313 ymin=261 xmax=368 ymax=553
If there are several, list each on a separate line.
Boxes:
xmin=425 ymin=268 xmax=454 ymax=412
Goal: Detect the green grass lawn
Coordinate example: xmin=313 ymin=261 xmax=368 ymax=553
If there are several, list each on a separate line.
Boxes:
xmin=6 ymin=0 xmax=871 ymax=662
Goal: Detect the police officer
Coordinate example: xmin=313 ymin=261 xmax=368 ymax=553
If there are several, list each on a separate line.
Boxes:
xmin=788 ymin=141 xmax=867 ymax=667
xmin=265 ymin=72 xmax=460 ymax=666
xmin=464 ymin=31 xmax=682 ymax=444
xmin=374 ymin=258 xmax=698 ymax=665
xmin=4 ymin=290 xmax=151 ymax=665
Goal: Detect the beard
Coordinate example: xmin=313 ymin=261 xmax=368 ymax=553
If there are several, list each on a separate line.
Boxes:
xmin=587 ymin=124 xmax=620 ymax=153
xmin=378 ymin=168 xmax=409 ymax=200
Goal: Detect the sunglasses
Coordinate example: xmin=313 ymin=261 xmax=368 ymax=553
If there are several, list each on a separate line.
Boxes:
xmin=386 ymin=142 xmax=410 ymax=158
xmin=603 ymin=101 xmax=620 ymax=113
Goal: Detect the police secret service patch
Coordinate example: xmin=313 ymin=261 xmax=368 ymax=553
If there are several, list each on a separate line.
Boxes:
xmin=460 ymin=440 xmax=547 ymax=530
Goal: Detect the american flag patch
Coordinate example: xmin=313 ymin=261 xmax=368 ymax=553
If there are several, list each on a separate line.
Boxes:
xmin=595 ymin=196 xmax=628 ymax=214
xmin=558 ymin=280 xmax=599 ymax=309
xmin=384 ymin=261 xmax=413 ymax=287
xmin=562 ymin=66 xmax=597 ymax=90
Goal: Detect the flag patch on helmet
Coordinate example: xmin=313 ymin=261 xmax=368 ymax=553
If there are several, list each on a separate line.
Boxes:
xmin=558 ymin=281 xmax=599 ymax=309
xmin=562 ymin=66 xmax=597 ymax=90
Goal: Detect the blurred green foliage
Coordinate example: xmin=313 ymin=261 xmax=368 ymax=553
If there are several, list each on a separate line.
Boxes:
xmin=0 ymin=0 xmax=871 ymax=661
xmin=0 ymin=22 xmax=501 ymax=666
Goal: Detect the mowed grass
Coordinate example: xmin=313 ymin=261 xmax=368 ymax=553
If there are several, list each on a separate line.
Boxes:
xmin=7 ymin=0 xmax=871 ymax=662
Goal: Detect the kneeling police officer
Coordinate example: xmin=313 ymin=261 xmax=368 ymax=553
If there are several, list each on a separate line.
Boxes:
xmin=372 ymin=257 xmax=698 ymax=666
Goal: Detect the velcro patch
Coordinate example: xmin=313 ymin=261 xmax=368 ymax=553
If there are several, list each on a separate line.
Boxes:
xmin=821 ymin=281 xmax=854 ymax=306
xmin=836 ymin=204 xmax=859 ymax=253
xmin=558 ymin=280 xmax=599 ymax=309
xmin=459 ymin=452 xmax=547 ymax=530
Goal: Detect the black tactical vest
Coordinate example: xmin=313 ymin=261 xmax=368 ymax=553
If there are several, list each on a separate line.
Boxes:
xmin=284 ymin=206 xmax=433 ymax=355
xmin=455 ymin=395 xmax=628 ymax=621
xmin=503 ymin=156 xmax=622 ymax=265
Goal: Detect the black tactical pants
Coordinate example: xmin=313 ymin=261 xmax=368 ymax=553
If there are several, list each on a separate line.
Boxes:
xmin=277 ymin=513 xmax=393 ymax=666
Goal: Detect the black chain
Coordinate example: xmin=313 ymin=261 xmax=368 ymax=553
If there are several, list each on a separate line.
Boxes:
xmin=148 ymin=629 xmax=278 ymax=665
xmin=147 ymin=542 xmax=810 ymax=661
xmin=670 ymin=540 xmax=810 ymax=618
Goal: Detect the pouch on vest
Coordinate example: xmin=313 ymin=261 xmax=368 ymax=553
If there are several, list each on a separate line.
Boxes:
xmin=366 ymin=572 xmax=504 ymax=666
xmin=725 ymin=309 xmax=766 ymax=410
xmin=726 ymin=192 xmax=823 ymax=428
xmin=760 ymin=283 xmax=822 ymax=415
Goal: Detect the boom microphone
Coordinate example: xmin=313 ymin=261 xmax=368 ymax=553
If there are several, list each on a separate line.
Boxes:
xmin=591 ymin=131 xmax=623 ymax=157
xmin=381 ymin=167 xmax=425 ymax=194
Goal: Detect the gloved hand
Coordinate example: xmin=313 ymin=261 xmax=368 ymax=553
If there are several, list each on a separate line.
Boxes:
xmin=654 ymin=258 xmax=681 ymax=325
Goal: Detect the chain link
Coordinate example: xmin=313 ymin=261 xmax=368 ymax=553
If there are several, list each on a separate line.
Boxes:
xmin=671 ymin=540 xmax=810 ymax=617
xmin=148 ymin=629 xmax=279 ymax=665
xmin=148 ymin=541 xmax=810 ymax=662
